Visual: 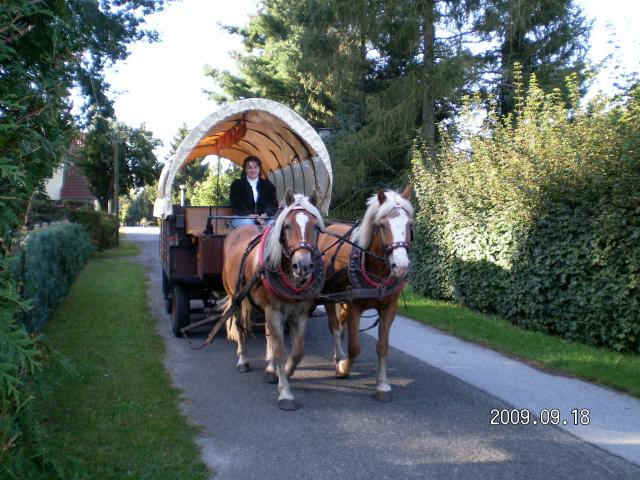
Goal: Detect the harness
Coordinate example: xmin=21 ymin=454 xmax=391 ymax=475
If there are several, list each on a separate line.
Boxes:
xmin=260 ymin=223 xmax=325 ymax=303
xmin=319 ymin=205 xmax=411 ymax=304
xmin=347 ymin=242 xmax=405 ymax=297
xmin=182 ymin=213 xmax=324 ymax=348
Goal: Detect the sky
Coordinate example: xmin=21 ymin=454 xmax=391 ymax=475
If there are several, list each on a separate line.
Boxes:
xmin=103 ymin=0 xmax=640 ymax=162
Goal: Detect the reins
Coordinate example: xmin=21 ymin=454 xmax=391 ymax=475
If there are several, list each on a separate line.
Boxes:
xmin=319 ymin=223 xmax=386 ymax=263
xmin=183 ymin=210 xmax=324 ymax=349
xmin=181 ymin=201 xmax=412 ymax=349
xmin=260 ymin=224 xmax=325 ymax=303
xmin=182 ymin=233 xmax=264 ymax=350
xmin=318 ymin=205 xmax=412 ymax=305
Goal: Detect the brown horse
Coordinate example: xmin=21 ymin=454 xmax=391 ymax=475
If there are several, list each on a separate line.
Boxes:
xmin=222 ymin=190 xmax=324 ymax=410
xmin=318 ymin=188 xmax=413 ymax=401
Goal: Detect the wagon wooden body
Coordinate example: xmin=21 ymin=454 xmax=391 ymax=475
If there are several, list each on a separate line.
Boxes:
xmin=154 ymin=99 xmax=333 ymax=336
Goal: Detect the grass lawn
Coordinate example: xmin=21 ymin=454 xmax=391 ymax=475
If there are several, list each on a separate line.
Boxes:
xmin=401 ymin=287 xmax=640 ymax=399
xmin=93 ymin=237 xmax=139 ymax=258
xmin=35 ymin=242 xmax=209 ymax=479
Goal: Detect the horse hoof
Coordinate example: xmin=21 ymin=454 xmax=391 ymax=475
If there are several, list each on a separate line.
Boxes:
xmin=264 ymin=371 xmax=278 ymax=384
xmin=335 ymin=362 xmax=350 ymax=378
xmin=237 ymin=363 xmax=252 ymax=373
xmin=278 ymin=399 xmax=298 ymax=411
xmin=376 ymin=390 xmax=392 ymax=402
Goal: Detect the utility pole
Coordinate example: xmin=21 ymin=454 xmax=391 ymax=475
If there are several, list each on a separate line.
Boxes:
xmin=113 ymin=138 xmax=119 ymax=246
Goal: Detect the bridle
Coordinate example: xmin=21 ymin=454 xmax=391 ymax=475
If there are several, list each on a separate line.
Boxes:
xmin=372 ymin=205 xmax=414 ymax=259
xmin=279 ymin=207 xmax=322 ymax=258
xmin=259 ymin=208 xmax=325 ymax=303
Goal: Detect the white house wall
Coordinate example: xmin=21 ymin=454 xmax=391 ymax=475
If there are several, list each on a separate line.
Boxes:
xmin=45 ymin=166 xmax=64 ymax=201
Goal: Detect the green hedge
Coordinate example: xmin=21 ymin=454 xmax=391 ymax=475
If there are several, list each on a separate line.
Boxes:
xmin=68 ymin=209 xmax=118 ymax=250
xmin=410 ymin=77 xmax=640 ymax=352
xmin=1 ymin=222 xmax=93 ymax=477
xmin=12 ymin=223 xmax=94 ymax=332
xmin=0 ymin=258 xmax=51 ymax=479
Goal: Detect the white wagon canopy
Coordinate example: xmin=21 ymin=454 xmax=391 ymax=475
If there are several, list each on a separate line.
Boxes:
xmin=154 ymin=98 xmax=333 ymax=218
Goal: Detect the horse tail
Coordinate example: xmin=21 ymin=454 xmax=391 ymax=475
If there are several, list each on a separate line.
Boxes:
xmin=225 ymin=298 xmax=255 ymax=342
xmin=242 ymin=300 xmax=254 ymax=331
xmin=225 ymin=298 xmax=243 ymax=343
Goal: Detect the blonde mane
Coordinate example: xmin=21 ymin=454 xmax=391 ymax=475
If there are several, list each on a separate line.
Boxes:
xmin=263 ymin=194 xmax=325 ymax=269
xmin=351 ymin=190 xmax=414 ymax=249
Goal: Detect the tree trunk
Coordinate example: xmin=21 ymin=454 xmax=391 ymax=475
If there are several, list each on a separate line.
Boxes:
xmin=422 ymin=0 xmax=436 ymax=160
xmin=100 ymin=171 xmax=114 ymax=211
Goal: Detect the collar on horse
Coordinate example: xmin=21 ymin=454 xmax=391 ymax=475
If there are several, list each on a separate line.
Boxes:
xmin=259 ymin=223 xmax=325 ymax=303
xmin=347 ymin=241 xmax=405 ymax=298
xmin=321 ymin=207 xmax=410 ymax=302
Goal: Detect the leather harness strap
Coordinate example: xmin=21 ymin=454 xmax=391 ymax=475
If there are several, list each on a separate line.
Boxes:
xmin=186 ymin=221 xmax=326 ymax=349
xmin=320 ymin=208 xmax=410 ymax=304
xmin=260 ymin=224 xmax=325 ymax=303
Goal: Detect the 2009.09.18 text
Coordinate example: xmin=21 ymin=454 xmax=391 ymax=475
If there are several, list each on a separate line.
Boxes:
xmin=490 ymin=408 xmax=590 ymax=426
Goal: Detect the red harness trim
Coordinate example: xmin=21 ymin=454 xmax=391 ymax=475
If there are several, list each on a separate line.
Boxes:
xmin=278 ymin=265 xmax=314 ymax=293
xmin=360 ymin=263 xmax=401 ymax=289
xmin=349 ymin=247 xmax=406 ymax=298
xmin=258 ymin=224 xmax=315 ymax=302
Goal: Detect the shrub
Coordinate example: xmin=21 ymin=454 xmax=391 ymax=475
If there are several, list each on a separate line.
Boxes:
xmin=12 ymin=223 xmax=94 ymax=332
xmin=0 ymin=256 xmax=63 ymax=479
xmin=68 ymin=209 xmax=118 ymax=250
xmin=410 ymin=76 xmax=640 ymax=352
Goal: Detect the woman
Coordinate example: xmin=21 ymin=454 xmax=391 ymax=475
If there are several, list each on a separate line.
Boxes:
xmin=229 ymin=156 xmax=278 ymax=228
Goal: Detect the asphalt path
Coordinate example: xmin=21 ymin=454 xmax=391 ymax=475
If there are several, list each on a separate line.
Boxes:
xmin=123 ymin=228 xmax=640 ymax=480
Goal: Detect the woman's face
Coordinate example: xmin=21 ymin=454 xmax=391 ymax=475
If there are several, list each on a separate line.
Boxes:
xmin=245 ymin=160 xmax=260 ymax=180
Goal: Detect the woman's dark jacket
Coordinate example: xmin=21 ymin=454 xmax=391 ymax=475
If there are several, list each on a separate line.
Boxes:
xmin=229 ymin=176 xmax=278 ymax=216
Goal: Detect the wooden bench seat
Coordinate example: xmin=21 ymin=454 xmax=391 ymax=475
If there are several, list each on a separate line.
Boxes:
xmin=184 ymin=206 xmax=234 ymax=236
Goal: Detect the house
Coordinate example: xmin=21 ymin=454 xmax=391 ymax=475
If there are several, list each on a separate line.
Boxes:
xmin=45 ymin=135 xmax=98 ymax=207
xmin=45 ymin=163 xmax=97 ymax=206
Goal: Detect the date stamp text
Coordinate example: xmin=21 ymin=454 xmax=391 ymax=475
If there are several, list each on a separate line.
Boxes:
xmin=490 ymin=408 xmax=590 ymax=426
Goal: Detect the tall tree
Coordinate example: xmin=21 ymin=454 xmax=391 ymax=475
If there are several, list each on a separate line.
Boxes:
xmin=475 ymin=0 xmax=590 ymax=116
xmin=209 ymin=0 xmax=589 ymax=216
xmin=0 ymin=0 xmax=168 ymax=244
xmin=422 ymin=0 xmax=436 ymax=149
xmin=206 ymin=0 xmax=336 ymax=127
xmin=1 ymin=1 xmax=74 ymax=245
xmin=79 ymin=117 xmax=161 ymax=210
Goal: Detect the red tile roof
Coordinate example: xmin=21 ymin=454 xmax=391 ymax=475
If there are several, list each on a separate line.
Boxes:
xmin=60 ymin=165 xmax=95 ymax=202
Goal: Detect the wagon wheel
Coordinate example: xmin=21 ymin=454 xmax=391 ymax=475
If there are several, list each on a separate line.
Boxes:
xmin=171 ymin=283 xmax=190 ymax=337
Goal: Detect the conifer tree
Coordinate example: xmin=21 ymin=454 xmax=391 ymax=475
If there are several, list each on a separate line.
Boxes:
xmin=209 ymin=0 xmax=590 ymax=216
xmin=475 ymin=0 xmax=590 ymax=116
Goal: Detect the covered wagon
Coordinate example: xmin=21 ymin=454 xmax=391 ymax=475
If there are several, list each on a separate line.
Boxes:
xmin=153 ymin=99 xmax=333 ymax=336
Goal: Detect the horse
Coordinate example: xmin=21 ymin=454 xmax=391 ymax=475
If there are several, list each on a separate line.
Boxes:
xmin=222 ymin=189 xmax=324 ymax=410
xmin=318 ymin=187 xmax=413 ymax=401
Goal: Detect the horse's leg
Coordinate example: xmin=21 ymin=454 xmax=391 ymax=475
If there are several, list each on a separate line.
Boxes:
xmin=327 ymin=303 xmax=346 ymax=366
xmin=375 ymin=301 xmax=398 ymax=402
xmin=285 ymin=308 xmax=308 ymax=378
xmin=227 ymin=302 xmax=252 ymax=373
xmin=235 ymin=335 xmax=251 ymax=373
xmin=266 ymin=307 xmax=297 ymax=410
xmin=336 ymin=303 xmax=362 ymax=378
xmin=264 ymin=321 xmax=278 ymax=383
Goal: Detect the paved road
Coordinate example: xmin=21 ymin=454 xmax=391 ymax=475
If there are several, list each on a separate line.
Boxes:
xmin=124 ymin=227 xmax=640 ymax=480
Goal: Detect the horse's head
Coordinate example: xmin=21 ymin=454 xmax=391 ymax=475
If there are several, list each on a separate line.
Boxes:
xmin=266 ymin=189 xmax=324 ymax=285
xmin=359 ymin=186 xmax=414 ymax=278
